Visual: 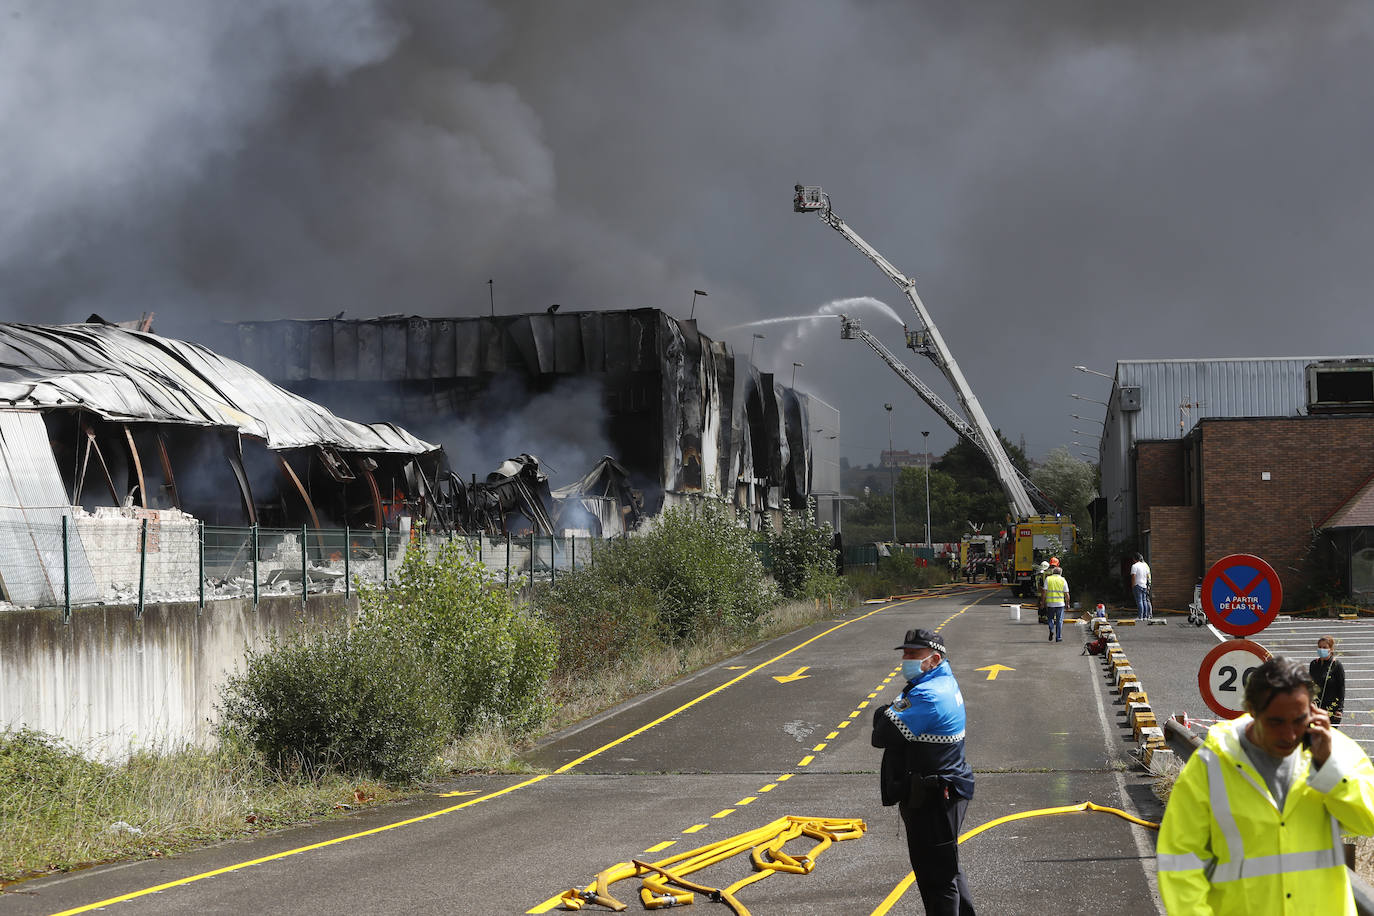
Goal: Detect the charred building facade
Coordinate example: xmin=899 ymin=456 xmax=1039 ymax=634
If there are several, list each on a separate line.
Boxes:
xmin=0 ymin=322 xmax=444 ymax=606
xmin=211 ymin=310 xmax=837 ymax=533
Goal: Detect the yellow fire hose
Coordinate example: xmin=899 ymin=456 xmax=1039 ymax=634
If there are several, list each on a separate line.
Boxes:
xmin=557 ymin=815 xmax=867 ymax=913
xmin=555 ymin=804 xmax=1157 ymax=912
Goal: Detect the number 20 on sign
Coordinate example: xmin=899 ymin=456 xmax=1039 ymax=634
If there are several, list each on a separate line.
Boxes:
xmin=1197 ymin=639 xmax=1271 ymax=719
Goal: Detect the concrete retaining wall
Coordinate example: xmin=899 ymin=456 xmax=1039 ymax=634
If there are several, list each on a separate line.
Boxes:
xmin=0 ymin=594 xmax=357 ymax=759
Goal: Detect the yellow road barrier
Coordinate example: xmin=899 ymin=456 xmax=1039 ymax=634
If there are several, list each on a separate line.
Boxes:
xmin=554 ymin=815 xmax=866 ymax=914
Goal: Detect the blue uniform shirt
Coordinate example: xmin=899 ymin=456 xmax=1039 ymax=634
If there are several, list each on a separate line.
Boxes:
xmin=880 ymin=660 xmax=975 ymax=799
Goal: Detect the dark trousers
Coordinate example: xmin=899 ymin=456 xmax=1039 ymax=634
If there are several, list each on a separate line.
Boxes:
xmin=900 ymin=793 xmax=975 ymax=915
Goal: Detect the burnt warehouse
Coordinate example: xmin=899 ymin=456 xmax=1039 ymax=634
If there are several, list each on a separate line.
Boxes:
xmin=210 ymin=309 xmax=833 ymax=531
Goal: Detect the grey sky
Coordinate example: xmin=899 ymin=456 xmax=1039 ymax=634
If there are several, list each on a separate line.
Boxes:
xmin=4 ymin=0 xmax=1373 ymax=473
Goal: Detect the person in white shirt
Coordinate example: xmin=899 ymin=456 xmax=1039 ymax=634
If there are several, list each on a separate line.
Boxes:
xmin=1130 ymin=553 xmax=1152 ymax=620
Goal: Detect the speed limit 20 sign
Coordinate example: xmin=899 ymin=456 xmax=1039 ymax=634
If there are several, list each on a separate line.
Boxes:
xmin=1197 ymin=639 xmax=1271 ymax=719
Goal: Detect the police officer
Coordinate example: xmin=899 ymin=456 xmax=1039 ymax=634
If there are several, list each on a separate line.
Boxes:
xmin=872 ymin=628 xmax=976 ymax=915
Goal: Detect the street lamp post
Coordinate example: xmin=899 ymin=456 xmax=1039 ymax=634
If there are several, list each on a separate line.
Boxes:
xmin=922 ymin=430 xmax=931 ymax=549
xmin=1070 ymin=414 xmax=1104 ymax=425
xmin=884 ymin=404 xmax=896 ymax=544
xmin=791 ymin=361 xmax=804 ymax=389
xmin=1074 ymin=365 xmax=1114 ymax=380
xmin=749 ymin=333 xmax=764 ymax=364
xmin=690 ymin=289 xmax=708 ymax=320
xmin=1070 ymin=393 xmax=1110 ymax=407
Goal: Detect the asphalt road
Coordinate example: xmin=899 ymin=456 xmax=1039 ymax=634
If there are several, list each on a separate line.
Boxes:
xmin=3 ymin=586 xmax=1167 ymax=915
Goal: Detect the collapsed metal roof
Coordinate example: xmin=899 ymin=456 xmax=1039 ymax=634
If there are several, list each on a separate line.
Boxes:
xmin=0 ymin=322 xmax=436 ymax=454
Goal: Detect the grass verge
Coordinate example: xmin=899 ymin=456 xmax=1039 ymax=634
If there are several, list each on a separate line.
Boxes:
xmin=1 ymin=598 xmax=841 ymax=887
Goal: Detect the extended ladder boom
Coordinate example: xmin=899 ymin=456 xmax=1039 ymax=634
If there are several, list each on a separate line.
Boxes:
xmin=841 ymin=316 xmax=1051 ymax=513
xmin=796 ymin=185 xmax=1038 ymax=519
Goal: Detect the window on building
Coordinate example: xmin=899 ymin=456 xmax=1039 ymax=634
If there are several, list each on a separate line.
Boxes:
xmin=1353 ymin=546 xmax=1374 ymax=599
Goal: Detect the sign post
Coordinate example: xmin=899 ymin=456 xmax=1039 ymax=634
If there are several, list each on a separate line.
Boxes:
xmin=1201 ymin=553 xmax=1283 ymax=637
xmin=1197 ymin=639 xmax=1271 ymax=719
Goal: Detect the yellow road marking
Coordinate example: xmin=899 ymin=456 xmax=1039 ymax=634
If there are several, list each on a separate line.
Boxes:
xmin=798 ymin=755 xmax=814 ymax=766
xmin=684 ymin=824 xmax=707 ymax=834
xmin=45 ymin=774 xmax=551 ymax=916
xmin=849 ymin=711 xmax=861 ymax=718
xmin=712 ymin=809 xmax=735 ymax=818
xmin=435 ymin=789 xmax=479 ymax=797
xmin=867 ymin=692 xmax=878 ymax=698
xmin=858 ymin=701 xmax=869 ymax=708
xmin=736 ymin=796 xmax=757 ymax=806
xmin=837 ymin=721 xmax=850 ymax=728
xmin=778 ymin=773 xmax=793 ymax=781
xmin=552 ymin=599 xmax=914 ymax=774
xmin=975 ymin=664 xmax=1015 ymax=681
xmin=759 ymin=784 xmax=776 ymax=792
xmin=645 ymin=841 xmax=676 ymax=853
xmin=773 ymin=665 xmax=812 ymax=684
xmin=812 ymin=743 xmax=827 ymax=751
xmin=826 ymin=731 xmax=838 ymax=739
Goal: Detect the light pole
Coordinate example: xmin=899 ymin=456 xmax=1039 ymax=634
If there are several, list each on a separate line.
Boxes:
xmin=749 ymin=333 xmax=764 ymax=364
xmin=1070 ymin=414 xmax=1103 ymax=425
xmin=1070 ymin=393 xmax=1109 ymax=407
xmin=884 ymin=403 xmax=896 ymax=544
xmin=922 ymin=430 xmax=931 ymax=549
xmin=690 ymin=289 xmax=708 ymax=320
xmin=1074 ymin=365 xmax=1114 ymax=380
xmin=791 ymin=361 xmax=804 ymax=389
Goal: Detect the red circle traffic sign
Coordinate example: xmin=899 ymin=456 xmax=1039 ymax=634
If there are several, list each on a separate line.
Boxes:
xmin=1201 ymin=554 xmax=1283 ymax=637
xmin=1197 ymin=639 xmax=1271 ymax=720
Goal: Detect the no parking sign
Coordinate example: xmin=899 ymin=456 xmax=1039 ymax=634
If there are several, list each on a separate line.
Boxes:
xmin=1197 ymin=639 xmax=1272 ymax=719
xmin=1201 ymin=554 xmax=1283 ymax=637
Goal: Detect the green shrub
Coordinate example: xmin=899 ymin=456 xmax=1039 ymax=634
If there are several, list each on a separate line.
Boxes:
xmin=217 ymin=628 xmax=450 ymax=781
xmin=533 ymin=498 xmax=778 ymax=675
xmin=845 ymin=554 xmax=949 ymax=599
xmin=356 ymin=539 xmax=557 ymax=738
xmin=768 ymin=508 xmax=839 ymax=600
xmin=217 ymin=539 xmax=557 ymax=780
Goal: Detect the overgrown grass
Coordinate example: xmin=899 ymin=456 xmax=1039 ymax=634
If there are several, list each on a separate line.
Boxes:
xmin=0 ymin=730 xmax=397 ymax=886
xmin=5 ymin=508 xmax=851 ymax=886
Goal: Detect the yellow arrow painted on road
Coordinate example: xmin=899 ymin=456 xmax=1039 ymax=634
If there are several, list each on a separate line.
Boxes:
xmin=436 ymin=790 xmax=479 ymax=797
xmin=975 ymin=664 xmax=1015 ymax=681
xmin=773 ymin=666 xmax=812 ymax=684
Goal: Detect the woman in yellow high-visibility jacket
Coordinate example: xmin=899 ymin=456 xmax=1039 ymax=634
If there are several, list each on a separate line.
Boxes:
xmin=1158 ymin=656 xmax=1374 ymax=915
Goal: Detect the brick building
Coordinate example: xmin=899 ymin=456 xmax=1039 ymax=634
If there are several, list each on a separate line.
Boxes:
xmin=1092 ymin=357 xmax=1374 ymax=609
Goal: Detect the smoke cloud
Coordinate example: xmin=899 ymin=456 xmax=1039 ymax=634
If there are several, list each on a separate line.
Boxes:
xmin=3 ymin=1 xmax=1372 ymax=463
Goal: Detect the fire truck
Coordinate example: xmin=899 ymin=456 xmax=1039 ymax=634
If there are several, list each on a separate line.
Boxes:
xmin=793 ymin=185 xmax=1075 ymax=597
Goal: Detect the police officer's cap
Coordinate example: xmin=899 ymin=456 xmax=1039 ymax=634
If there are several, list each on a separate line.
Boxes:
xmin=895 ymin=628 xmax=947 ymax=656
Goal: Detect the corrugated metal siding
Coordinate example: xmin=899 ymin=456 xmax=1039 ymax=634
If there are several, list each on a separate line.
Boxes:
xmin=0 ymin=412 xmax=99 ymax=605
xmin=0 ymin=323 xmax=435 ymax=455
xmin=1102 ymin=355 xmax=1368 ymax=543
xmin=1116 ymin=358 xmax=1320 ymax=440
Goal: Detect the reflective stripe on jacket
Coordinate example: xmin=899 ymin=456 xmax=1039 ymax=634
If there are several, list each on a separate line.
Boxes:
xmin=1157 ymin=715 xmax=1374 ymax=915
xmin=1043 ymin=573 xmax=1068 ymax=606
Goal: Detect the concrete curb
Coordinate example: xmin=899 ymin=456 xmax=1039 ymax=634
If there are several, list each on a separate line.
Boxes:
xmin=1088 ymin=616 xmax=1178 ymax=775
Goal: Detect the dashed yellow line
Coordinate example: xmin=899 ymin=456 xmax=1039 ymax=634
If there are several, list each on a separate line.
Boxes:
xmin=683 ymin=824 xmax=707 ymax=834
xmin=837 ymin=721 xmax=850 ymax=729
xmin=712 ymin=808 xmax=735 ymax=818
xmin=798 ymin=755 xmax=814 ymax=767
xmin=736 ymin=797 xmax=757 ymax=806
xmin=645 ymin=841 xmax=676 ymax=853
xmin=759 ymin=783 xmax=777 ymax=792
xmin=778 ymin=774 xmax=793 ymax=782
xmin=826 ymin=731 xmax=838 ymax=740
xmin=812 ymin=743 xmax=827 ymax=752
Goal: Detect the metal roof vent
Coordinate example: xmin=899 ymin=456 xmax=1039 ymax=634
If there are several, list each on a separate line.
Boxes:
xmin=1307 ymin=360 xmax=1374 ymax=412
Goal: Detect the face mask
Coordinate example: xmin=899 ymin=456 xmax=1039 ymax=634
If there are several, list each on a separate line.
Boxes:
xmin=1318 ymin=648 xmax=1331 ymax=659
xmin=902 ymin=655 xmax=937 ymax=682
